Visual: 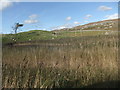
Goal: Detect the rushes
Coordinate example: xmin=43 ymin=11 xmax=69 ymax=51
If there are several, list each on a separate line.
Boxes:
xmin=2 ymin=35 xmax=119 ymax=88
xmin=33 ymin=69 xmax=40 ymax=88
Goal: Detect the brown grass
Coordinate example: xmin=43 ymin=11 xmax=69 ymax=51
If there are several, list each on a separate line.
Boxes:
xmin=2 ymin=35 xmax=119 ymax=88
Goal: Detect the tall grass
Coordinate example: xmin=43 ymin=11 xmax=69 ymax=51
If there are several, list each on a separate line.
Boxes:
xmin=2 ymin=35 xmax=119 ymax=88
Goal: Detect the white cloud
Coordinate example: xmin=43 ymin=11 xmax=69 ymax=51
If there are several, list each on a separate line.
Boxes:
xmin=57 ymin=26 xmax=66 ymax=30
xmin=98 ymin=6 xmax=112 ymax=11
xmin=24 ymin=19 xmax=38 ymax=24
xmin=0 ymin=0 xmax=20 ymax=11
xmin=51 ymin=23 xmax=79 ymax=30
xmin=1 ymin=0 xmax=20 ymax=2
xmin=29 ymin=14 xmax=38 ymax=19
xmin=51 ymin=24 xmax=72 ymax=30
xmin=66 ymin=16 xmax=72 ymax=21
xmin=86 ymin=14 xmax=92 ymax=18
xmin=74 ymin=21 xmax=80 ymax=24
xmin=51 ymin=26 xmax=65 ymax=30
xmin=0 ymin=0 xmax=12 ymax=11
xmin=105 ymin=13 xmax=119 ymax=20
xmin=42 ymin=28 xmax=47 ymax=30
xmin=84 ymin=21 xmax=89 ymax=23
xmin=85 ymin=14 xmax=92 ymax=19
xmin=24 ymin=14 xmax=39 ymax=24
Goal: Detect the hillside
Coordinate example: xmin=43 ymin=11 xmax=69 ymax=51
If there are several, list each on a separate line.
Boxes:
xmin=2 ymin=19 xmax=119 ymax=45
xmin=54 ymin=19 xmax=119 ymax=32
xmin=2 ymin=30 xmax=52 ymax=45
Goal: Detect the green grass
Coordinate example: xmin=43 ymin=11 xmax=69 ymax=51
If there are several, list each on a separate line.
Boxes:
xmin=2 ymin=29 xmax=118 ymax=46
xmin=2 ymin=30 xmax=52 ymax=44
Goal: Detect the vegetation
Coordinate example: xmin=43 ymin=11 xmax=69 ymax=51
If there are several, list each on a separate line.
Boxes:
xmin=2 ymin=34 xmax=119 ymax=88
xmin=2 ymin=29 xmax=118 ymax=46
xmin=2 ymin=19 xmax=119 ymax=88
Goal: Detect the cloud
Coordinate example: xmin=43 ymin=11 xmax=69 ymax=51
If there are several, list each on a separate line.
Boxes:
xmin=42 ymin=28 xmax=47 ymax=30
xmin=29 ymin=14 xmax=38 ymax=19
xmin=84 ymin=21 xmax=89 ymax=23
xmin=24 ymin=19 xmax=38 ymax=24
xmin=0 ymin=0 xmax=12 ymax=11
xmin=0 ymin=0 xmax=20 ymax=11
xmin=51 ymin=24 xmax=70 ymax=30
xmin=105 ymin=13 xmax=119 ymax=20
xmin=66 ymin=16 xmax=72 ymax=21
xmin=51 ymin=23 xmax=78 ymax=30
xmin=85 ymin=14 xmax=92 ymax=19
xmin=51 ymin=26 xmax=65 ymax=30
xmin=98 ymin=6 xmax=112 ymax=11
xmin=1 ymin=0 xmax=20 ymax=2
xmin=24 ymin=14 xmax=39 ymax=24
xmin=74 ymin=21 xmax=80 ymax=24
xmin=56 ymin=26 xmax=66 ymax=30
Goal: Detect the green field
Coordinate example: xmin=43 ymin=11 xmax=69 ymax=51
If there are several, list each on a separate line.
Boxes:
xmin=2 ymin=30 xmax=118 ymax=45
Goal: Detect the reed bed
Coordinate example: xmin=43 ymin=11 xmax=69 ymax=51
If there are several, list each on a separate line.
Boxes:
xmin=2 ymin=35 xmax=119 ymax=88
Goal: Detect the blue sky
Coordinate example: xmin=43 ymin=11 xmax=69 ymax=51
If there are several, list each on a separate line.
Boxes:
xmin=1 ymin=2 xmax=118 ymax=34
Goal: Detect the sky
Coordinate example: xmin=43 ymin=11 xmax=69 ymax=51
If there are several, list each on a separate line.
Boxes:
xmin=0 ymin=1 xmax=119 ymax=34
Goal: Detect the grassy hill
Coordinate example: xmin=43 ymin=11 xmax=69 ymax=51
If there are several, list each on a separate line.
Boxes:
xmin=2 ymin=19 xmax=119 ymax=45
xmin=2 ymin=30 xmax=117 ymax=46
xmin=2 ymin=30 xmax=52 ymax=45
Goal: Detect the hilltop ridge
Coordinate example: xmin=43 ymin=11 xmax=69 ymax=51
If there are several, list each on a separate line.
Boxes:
xmin=53 ymin=19 xmax=119 ymax=32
